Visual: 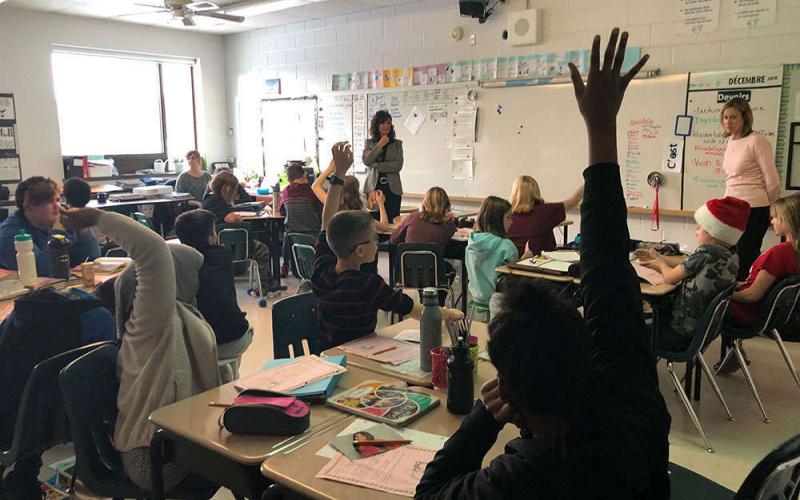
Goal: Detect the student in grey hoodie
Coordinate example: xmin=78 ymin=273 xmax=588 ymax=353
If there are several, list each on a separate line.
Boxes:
xmin=60 ymin=208 xmax=220 ymax=490
xmin=466 ymin=196 xmax=531 ymax=310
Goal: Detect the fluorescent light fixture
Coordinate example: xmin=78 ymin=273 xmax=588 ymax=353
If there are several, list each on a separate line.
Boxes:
xmin=228 ymin=0 xmax=307 ymax=16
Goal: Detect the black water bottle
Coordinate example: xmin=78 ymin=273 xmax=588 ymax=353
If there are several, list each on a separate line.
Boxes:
xmin=47 ymin=234 xmax=71 ymax=279
xmin=447 ymin=346 xmax=474 ymax=415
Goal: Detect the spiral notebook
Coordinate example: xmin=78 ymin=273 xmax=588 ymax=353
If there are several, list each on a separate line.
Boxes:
xmin=327 ymin=380 xmax=439 ymax=427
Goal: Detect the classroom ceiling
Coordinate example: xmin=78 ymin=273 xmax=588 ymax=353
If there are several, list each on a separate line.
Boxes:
xmin=4 ymin=0 xmax=419 ymax=34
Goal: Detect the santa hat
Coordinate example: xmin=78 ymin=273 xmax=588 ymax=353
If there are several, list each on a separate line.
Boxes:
xmin=694 ymin=197 xmax=751 ymax=246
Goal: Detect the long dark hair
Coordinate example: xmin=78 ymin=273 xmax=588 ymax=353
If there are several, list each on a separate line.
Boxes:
xmin=369 ymin=110 xmax=395 ymax=142
xmin=475 ymin=196 xmax=511 ymax=238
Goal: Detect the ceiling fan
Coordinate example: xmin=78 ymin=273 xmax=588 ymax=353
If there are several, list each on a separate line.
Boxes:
xmin=125 ymin=0 xmax=245 ymax=26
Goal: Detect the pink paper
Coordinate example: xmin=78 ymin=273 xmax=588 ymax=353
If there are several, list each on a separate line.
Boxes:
xmin=632 ymin=262 xmax=666 ymax=286
xmin=337 ymin=336 xmax=418 ymax=366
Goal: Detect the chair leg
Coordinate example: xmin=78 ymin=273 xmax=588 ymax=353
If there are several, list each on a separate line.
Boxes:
xmin=734 ymin=341 xmax=770 ymax=423
xmin=697 ymin=353 xmax=734 ymax=421
xmin=771 ymin=328 xmax=800 ymax=393
xmin=714 ymin=345 xmax=736 ymax=376
xmin=667 ymin=361 xmax=714 ymax=453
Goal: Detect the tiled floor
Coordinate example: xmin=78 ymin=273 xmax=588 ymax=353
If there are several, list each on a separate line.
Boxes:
xmin=37 ymin=257 xmax=800 ymax=498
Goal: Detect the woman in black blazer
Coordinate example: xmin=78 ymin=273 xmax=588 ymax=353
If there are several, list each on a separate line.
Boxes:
xmin=363 ymin=110 xmax=403 ymax=221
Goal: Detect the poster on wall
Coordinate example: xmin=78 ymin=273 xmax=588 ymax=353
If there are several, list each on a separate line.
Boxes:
xmin=0 ymin=93 xmax=21 ymax=182
xmin=677 ymin=0 xmax=720 ymax=36
xmin=732 ymin=0 xmax=776 ymax=29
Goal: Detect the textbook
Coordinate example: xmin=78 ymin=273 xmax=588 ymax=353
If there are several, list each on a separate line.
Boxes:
xmin=259 ymin=355 xmax=347 ymax=402
xmin=327 ymin=380 xmax=439 ymax=427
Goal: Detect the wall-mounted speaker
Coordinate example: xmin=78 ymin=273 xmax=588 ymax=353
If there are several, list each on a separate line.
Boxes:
xmin=507 ymin=9 xmax=540 ymax=46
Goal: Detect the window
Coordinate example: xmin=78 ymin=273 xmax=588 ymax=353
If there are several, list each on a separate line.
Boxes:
xmin=51 ymin=48 xmax=197 ymax=167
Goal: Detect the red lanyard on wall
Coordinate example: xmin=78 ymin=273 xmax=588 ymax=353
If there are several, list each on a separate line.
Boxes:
xmin=651 ymin=183 xmax=660 ymax=231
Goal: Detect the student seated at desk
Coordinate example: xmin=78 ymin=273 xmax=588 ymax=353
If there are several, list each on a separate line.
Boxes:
xmin=311 ymin=143 xmax=463 ymax=350
xmin=718 ymin=195 xmax=800 ymax=373
xmin=274 ymin=161 xmax=326 ymax=277
xmin=507 ymin=175 xmax=583 ymax=256
xmin=640 ymin=196 xmax=748 ymax=352
xmin=336 ymin=174 xmax=393 ymax=232
xmin=0 ymin=176 xmax=100 ymax=276
xmin=60 ymin=207 xmax=220 ymax=491
xmin=202 ymin=170 xmax=272 ymax=288
xmin=466 ymin=196 xmax=529 ymax=314
xmin=176 ymin=150 xmax=212 ymax=208
xmin=416 ymin=29 xmax=670 ymax=500
xmin=175 ymin=209 xmax=253 ymax=383
xmin=390 ymin=186 xmax=457 ymax=253
xmin=62 ymin=177 xmax=91 ymax=208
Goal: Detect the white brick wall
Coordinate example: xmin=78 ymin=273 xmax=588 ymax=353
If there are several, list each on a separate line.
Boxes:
xmin=225 ymin=0 xmax=800 ymax=247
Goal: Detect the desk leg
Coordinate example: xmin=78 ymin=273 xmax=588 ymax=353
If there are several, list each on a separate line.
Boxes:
xmin=266 ymin=220 xmax=285 ymax=293
xmin=563 ymin=225 xmax=569 ymax=246
xmin=150 ymin=428 xmax=268 ymax=499
xmin=693 ymin=359 xmax=702 ymax=401
xmin=684 ymin=359 xmax=694 ymax=400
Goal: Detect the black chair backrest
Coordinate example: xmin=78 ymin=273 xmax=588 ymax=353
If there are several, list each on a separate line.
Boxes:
xmin=754 ymin=276 xmax=800 ymax=336
xmin=292 ymin=244 xmax=316 ymax=281
xmin=272 ymin=292 xmax=320 ymax=359
xmin=684 ymin=284 xmax=736 ymax=356
xmin=1 ymin=342 xmax=111 ymax=467
xmin=395 ymin=242 xmax=446 ymax=289
xmin=735 ymin=433 xmax=800 ymax=500
xmin=58 ymin=343 xmax=140 ymax=496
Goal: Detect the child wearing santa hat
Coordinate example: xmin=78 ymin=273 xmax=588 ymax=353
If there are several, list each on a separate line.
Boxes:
xmin=642 ymin=196 xmax=751 ymax=352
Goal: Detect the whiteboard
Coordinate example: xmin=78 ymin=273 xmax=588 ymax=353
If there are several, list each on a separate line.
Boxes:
xmin=683 ymin=66 xmax=783 ymax=211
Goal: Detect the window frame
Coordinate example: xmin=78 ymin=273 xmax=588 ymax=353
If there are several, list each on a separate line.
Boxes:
xmin=51 ymin=47 xmax=198 ymax=175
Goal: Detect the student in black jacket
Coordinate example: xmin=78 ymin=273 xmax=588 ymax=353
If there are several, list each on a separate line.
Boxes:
xmin=415 ymin=29 xmax=671 ymax=500
xmin=175 ymin=209 xmax=252 ymax=382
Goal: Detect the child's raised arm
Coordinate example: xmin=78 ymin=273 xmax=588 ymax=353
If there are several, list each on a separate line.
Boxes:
xmin=321 ymin=142 xmax=353 ymax=230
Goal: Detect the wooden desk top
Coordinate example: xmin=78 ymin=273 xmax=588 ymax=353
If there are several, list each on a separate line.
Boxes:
xmin=323 ymin=319 xmax=493 ymax=389
xmin=149 ymin=366 xmax=406 ymax=465
xmin=559 ymin=219 xmax=573 ymax=227
xmin=497 ymin=264 xmax=677 ymax=297
xmin=87 ymin=197 xmax=187 ymax=209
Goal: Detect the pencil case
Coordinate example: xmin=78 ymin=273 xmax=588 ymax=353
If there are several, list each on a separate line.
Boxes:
xmin=221 ymin=389 xmax=310 ymax=436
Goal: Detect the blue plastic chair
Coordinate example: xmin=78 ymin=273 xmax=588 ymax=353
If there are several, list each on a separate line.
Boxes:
xmin=271 ymin=292 xmax=320 ymax=359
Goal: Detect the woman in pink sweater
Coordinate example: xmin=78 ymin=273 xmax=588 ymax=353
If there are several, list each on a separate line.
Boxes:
xmin=721 ymin=97 xmax=780 ymax=280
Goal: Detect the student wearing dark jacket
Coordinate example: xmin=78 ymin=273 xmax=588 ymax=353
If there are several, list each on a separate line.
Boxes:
xmin=415 ymin=29 xmax=671 ymax=500
xmin=175 ymin=209 xmax=252 ymax=382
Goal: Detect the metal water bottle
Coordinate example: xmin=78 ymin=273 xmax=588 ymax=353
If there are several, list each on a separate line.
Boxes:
xmin=47 ymin=234 xmax=71 ymax=279
xmin=419 ymin=287 xmax=442 ymax=372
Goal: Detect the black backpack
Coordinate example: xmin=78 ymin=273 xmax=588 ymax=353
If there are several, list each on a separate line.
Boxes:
xmin=0 ymin=287 xmax=106 ymax=448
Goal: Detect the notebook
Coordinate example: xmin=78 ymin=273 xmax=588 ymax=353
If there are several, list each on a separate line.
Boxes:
xmin=327 ymin=380 xmax=439 ymax=427
xmin=509 ymin=257 xmax=574 ymax=275
xmin=234 ymin=355 xmax=347 ymax=393
xmin=259 ymin=355 xmax=347 ymax=402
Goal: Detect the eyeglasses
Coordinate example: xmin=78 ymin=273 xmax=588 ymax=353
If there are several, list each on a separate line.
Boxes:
xmin=349 ymin=236 xmax=378 ymax=255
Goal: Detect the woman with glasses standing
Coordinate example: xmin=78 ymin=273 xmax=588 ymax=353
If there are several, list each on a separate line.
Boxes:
xmin=363 ymin=110 xmax=403 ymax=222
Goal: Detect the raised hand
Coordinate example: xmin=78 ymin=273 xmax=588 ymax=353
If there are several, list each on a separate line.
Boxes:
xmin=331 ymin=142 xmax=353 ymax=177
xmin=59 ymin=207 xmax=103 ymax=231
xmin=373 ymin=189 xmax=386 ymax=206
xmin=568 ymin=28 xmax=648 ymax=128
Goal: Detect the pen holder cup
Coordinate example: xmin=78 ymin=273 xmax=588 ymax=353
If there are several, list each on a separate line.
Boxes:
xmin=468 ymin=336 xmax=479 ymax=376
xmin=431 ymin=346 xmax=448 ymax=389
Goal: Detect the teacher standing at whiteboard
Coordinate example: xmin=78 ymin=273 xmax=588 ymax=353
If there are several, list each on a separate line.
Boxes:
xmin=363 ymin=110 xmax=403 ymax=221
xmin=720 ymin=97 xmax=780 ymax=280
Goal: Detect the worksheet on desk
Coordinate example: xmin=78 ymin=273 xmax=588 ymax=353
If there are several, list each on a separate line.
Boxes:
xmin=337 ymin=336 xmax=418 ymax=366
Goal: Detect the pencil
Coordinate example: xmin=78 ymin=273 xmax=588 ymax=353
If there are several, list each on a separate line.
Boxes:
xmin=372 ymin=346 xmax=397 ymax=356
xmin=353 ymin=439 xmax=412 ymax=446
xmin=208 ymin=402 xmax=232 ymax=408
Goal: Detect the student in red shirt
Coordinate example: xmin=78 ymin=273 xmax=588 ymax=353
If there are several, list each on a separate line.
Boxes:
xmin=507 ymin=175 xmax=583 ymax=256
xmin=720 ymin=195 xmax=800 ymax=373
xmin=390 ymin=187 xmax=457 ymax=253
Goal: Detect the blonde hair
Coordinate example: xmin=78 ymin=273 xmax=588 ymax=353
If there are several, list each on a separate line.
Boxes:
xmin=510 ymin=175 xmax=545 ymax=214
xmin=720 ymin=97 xmax=754 ymax=138
xmin=340 ymin=176 xmax=364 ymax=211
xmin=421 ymin=187 xmax=451 ymax=224
xmin=773 ymin=195 xmax=800 ymax=256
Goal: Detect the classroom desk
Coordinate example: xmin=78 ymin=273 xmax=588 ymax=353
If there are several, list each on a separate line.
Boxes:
xmin=86 ymin=196 xmax=190 ymax=210
xmin=558 ymin=219 xmax=573 ymax=246
xmin=231 ymin=212 xmax=286 ymax=293
xmin=262 ymin=324 xmax=517 ymax=500
xmin=323 ymin=319 xmax=491 ymax=388
xmin=148 ymin=366 xmax=408 ymax=499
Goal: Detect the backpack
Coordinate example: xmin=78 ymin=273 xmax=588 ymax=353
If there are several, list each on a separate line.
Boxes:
xmin=0 ymin=287 xmax=114 ymax=448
